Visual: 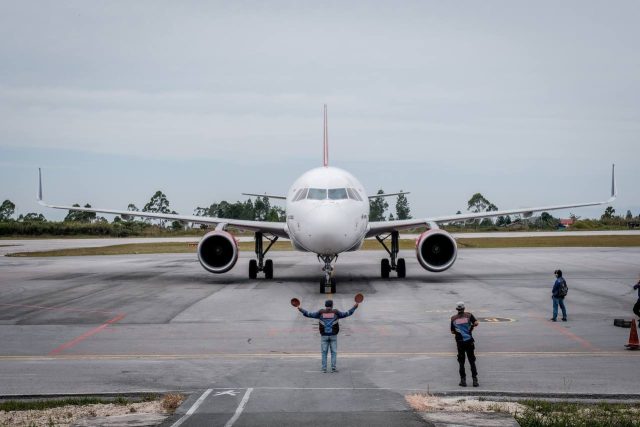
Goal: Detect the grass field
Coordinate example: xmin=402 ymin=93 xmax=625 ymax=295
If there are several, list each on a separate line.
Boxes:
xmin=515 ymin=399 xmax=640 ymax=427
xmin=5 ymin=235 xmax=640 ymax=257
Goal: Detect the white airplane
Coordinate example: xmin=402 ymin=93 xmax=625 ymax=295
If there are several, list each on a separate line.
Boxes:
xmin=38 ymin=106 xmax=617 ymax=293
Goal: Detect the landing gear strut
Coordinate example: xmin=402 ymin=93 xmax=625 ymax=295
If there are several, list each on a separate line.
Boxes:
xmin=318 ymin=254 xmax=337 ymax=294
xmin=248 ymin=232 xmax=278 ymax=279
xmin=376 ymin=230 xmax=406 ymax=278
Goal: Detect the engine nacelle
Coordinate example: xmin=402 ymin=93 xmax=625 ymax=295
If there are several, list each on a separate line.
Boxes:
xmin=416 ymin=229 xmax=457 ymax=272
xmin=197 ymin=230 xmax=239 ymax=274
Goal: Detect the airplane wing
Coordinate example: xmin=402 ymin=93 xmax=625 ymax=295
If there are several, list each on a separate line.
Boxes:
xmin=241 ymin=193 xmax=287 ymax=200
xmin=37 ymin=169 xmax=289 ymax=239
xmin=367 ymin=191 xmax=410 ymax=199
xmin=366 ymin=164 xmax=617 ymax=238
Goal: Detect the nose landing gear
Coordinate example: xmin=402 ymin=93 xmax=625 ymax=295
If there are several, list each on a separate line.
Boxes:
xmin=318 ymin=254 xmax=337 ymax=293
xmin=376 ymin=230 xmax=406 ymax=278
xmin=249 ymin=232 xmax=278 ymax=279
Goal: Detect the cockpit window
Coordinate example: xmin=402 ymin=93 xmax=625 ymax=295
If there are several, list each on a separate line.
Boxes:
xmin=346 ymin=188 xmax=363 ymax=201
xmin=328 ymin=188 xmax=348 ymax=200
xmin=293 ymin=188 xmax=308 ymax=202
xmin=307 ymin=188 xmax=328 ymax=200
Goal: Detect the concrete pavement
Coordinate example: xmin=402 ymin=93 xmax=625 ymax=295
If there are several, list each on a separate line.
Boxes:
xmin=1 ymin=246 xmax=640 ymax=425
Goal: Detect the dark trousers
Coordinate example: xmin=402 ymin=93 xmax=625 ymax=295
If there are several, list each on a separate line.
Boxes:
xmin=456 ymin=340 xmax=477 ymax=379
xmin=634 ymin=299 xmax=640 ymax=319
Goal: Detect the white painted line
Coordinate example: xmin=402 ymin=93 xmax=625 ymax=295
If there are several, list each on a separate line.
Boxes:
xmin=171 ymin=388 xmax=213 ymax=427
xmin=224 ymin=387 xmax=253 ymax=427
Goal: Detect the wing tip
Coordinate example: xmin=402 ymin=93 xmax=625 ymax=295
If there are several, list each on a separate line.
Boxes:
xmin=611 ymin=163 xmax=616 ymax=198
xmin=37 ymin=167 xmax=42 ymax=202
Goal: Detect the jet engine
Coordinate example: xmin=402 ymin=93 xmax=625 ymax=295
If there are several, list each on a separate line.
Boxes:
xmin=197 ymin=230 xmax=239 ymax=273
xmin=415 ymin=229 xmax=457 ymax=272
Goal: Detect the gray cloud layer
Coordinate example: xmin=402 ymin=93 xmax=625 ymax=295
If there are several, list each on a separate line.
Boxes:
xmin=1 ymin=1 xmax=638 ymax=219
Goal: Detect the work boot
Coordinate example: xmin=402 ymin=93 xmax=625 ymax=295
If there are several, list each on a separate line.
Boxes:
xmin=472 ymin=377 xmax=479 ymax=387
xmin=562 ymin=318 xmax=567 ymax=322
xmin=331 ymin=368 xmax=338 ymax=373
xmin=459 ymin=378 xmax=467 ymax=387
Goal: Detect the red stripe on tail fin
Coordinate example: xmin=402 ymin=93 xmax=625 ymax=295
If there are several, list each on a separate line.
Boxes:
xmin=323 ymin=104 xmax=329 ymax=167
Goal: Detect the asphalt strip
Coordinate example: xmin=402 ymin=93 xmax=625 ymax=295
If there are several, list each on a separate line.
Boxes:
xmin=224 ymin=388 xmax=253 ymax=427
xmin=170 ymin=388 xmax=212 ymax=427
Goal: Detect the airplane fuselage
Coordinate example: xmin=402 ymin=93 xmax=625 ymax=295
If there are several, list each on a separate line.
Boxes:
xmin=286 ymin=166 xmax=369 ymax=255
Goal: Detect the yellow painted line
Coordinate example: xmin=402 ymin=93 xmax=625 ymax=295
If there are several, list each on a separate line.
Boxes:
xmin=0 ymin=351 xmax=637 ymax=361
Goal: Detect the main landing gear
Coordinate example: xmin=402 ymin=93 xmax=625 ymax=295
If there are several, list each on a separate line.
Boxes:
xmin=248 ymin=232 xmax=278 ymax=280
xmin=318 ymin=254 xmax=337 ymax=294
xmin=376 ymin=230 xmax=406 ymax=278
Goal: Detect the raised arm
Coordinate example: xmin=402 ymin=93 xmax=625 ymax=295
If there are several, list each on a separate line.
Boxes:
xmin=337 ymin=304 xmax=358 ymax=318
xmin=298 ymin=308 xmax=321 ymax=319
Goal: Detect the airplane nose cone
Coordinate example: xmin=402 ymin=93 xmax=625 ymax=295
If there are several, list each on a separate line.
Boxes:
xmin=299 ymin=205 xmax=355 ymax=253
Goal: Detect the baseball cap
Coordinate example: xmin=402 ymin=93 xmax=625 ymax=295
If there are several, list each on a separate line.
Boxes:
xmin=456 ymin=301 xmax=465 ymax=310
xmin=325 ymin=300 xmax=333 ymax=307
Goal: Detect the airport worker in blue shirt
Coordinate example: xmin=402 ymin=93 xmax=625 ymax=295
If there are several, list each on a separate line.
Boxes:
xmin=450 ymin=301 xmax=479 ymax=387
xmin=633 ymin=274 xmax=640 ymax=327
xmin=296 ymin=299 xmax=358 ymax=373
xmin=551 ymin=269 xmax=568 ymax=322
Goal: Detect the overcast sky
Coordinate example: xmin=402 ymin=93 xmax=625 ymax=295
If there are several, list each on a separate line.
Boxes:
xmin=1 ymin=1 xmax=638 ymax=221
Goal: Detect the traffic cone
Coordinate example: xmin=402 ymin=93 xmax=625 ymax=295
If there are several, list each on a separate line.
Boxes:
xmin=625 ymin=319 xmax=639 ymax=350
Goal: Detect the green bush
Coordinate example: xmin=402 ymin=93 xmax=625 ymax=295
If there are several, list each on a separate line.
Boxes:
xmin=0 ymin=221 xmax=204 ymax=237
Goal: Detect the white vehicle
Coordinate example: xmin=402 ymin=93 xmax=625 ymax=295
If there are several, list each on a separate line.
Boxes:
xmin=38 ymin=106 xmax=617 ymax=293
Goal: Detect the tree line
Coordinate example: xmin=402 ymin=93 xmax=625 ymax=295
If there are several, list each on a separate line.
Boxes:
xmin=1 ymin=189 xmax=637 ymax=237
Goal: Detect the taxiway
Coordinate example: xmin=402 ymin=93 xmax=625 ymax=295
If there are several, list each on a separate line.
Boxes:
xmin=1 ymin=246 xmax=639 ymax=425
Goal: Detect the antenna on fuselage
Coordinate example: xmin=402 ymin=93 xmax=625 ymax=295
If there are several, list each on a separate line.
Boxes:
xmin=323 ymin=104 xmax=329 ymax=167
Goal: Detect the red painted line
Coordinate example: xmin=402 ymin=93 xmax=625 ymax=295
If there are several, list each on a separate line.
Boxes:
xmin=531 ymin=313 xmax=598 ymax=351
xmin=49 ymin=313 xmax=126 ymax=356
xmin=0 ymin=303 xmax=116 ymax=316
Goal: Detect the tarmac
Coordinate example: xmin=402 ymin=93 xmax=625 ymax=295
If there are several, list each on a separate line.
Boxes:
xmin=2 ymin=229 xmax=639 ymax=256
xmin=1 ymin=243 xmax=640 ymax=426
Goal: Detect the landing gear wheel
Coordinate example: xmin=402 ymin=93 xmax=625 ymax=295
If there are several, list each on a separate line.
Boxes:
xmin=249 ymin=259 xmax=258 ymax=279
xmin=330 ymin=278 xmax=337 ymax=294
xmin=264 ymin=259 xmax=274 ymax=279
xmin=397 ymin=258 xmax=406 ymax=278
xmin=252 ymin=231 xmax=278 ymax=280
xmin=381 ymin=259 xmax=390 ymax=278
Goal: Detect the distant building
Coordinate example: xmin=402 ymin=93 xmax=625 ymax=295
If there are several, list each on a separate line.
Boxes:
xmin=559 ymin=218 xmax=574 ymax=228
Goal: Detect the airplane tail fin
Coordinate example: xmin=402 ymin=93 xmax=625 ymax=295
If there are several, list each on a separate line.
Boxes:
xmin=323 ymin=104 xmax=328 ymax=167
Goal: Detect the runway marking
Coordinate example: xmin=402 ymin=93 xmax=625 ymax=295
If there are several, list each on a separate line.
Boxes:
xmin=170 ymin=388 xmax=212 ymax=427
xmin=1 ymin=351 xmax=637 ymax=361
xmin=531 ymin=313 xmax=598 ymax=351
xmin=425 ymin=309 xmax=490 ymax=313
xmin=0 ymin=302 xmax=117 ymax=316
xmin=224 ymin=387 xmax=253 ymax=427
xmin=267 ymin=325 xmax=389 ymax=336
xmin=215 ymin=390 xmax=240 ymax=396
xmin=477 ymin=317 xmax=516 ymax=323
xmin=48 ymin=313 xmax=126 ymax=355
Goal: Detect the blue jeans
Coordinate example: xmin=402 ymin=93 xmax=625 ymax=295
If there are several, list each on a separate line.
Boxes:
xmin=321 ymin=335 xmax=337 ymax=371
xmin=552 ymin=297 xmax=567 ymax=320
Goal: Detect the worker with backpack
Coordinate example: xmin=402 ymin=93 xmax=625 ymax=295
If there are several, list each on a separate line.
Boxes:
xmin=294 ymin=298 xmax=359 ymax=373
xmin=551 ymin=269 xmax=568 ymax=322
